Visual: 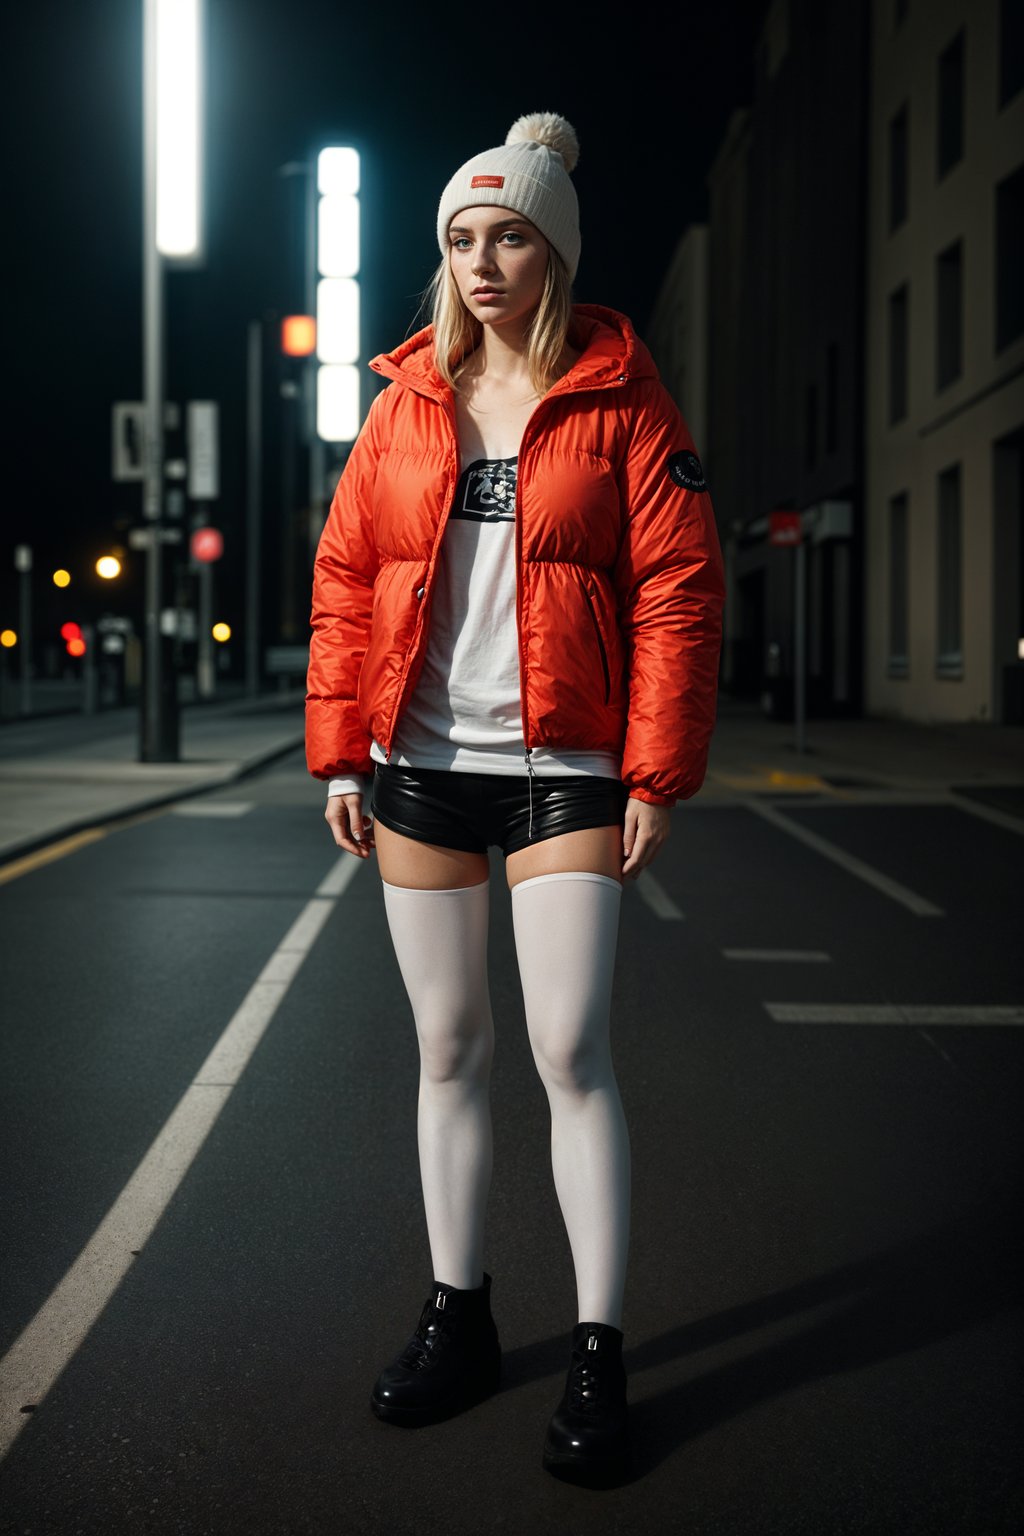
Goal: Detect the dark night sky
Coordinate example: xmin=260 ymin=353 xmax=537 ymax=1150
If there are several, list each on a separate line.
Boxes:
xmin=2 ymin=0 xmax=766 ymax=640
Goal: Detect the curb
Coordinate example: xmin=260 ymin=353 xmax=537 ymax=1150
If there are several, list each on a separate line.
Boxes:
xmin=0 ymin=734 xmax=306 ymax=871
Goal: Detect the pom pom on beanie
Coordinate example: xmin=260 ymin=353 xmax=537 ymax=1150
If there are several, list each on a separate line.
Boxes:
xmin=436 ymin=112 xmax=581 ymax=280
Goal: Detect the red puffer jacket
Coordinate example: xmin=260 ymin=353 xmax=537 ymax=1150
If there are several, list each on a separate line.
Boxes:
xmin=306 ymin=303 xmax=724 ymax=805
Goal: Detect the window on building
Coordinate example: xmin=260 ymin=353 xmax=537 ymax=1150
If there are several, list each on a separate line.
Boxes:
xmin=937 ymin=28 xmax=965 ymax=180
xmin=999 ymin=0 xmax=1023 ymax=107
xmin=889 ymin=284 xmax=909 ymax=424
xmin=825 ymin=342 xmax=839 ymax=456
xmin=889 ymin=103 xmax=908 ymax=230
xmin=936 ymin=239 xmax=963 ymax=389
xmin=996 ymin=164 xmax=1024 ymax=352
xmin=888 ymin=492 xmax=909 ymax=677
xmin=805 ymin=383 xmax=818 ymax=469
xmin=936 ymin=464 xmax=963 ymax=677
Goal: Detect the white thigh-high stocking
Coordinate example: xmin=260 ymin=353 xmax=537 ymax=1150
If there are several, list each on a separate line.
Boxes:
xmin=380 ymin=879 xmax=494 ymax=1291
xmin=511 ymin=871 xmax=630 ymax=1328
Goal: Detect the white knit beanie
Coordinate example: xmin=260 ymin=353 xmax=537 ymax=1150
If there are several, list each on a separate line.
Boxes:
xmin=436 ymin=112 xmax=581 ymax=281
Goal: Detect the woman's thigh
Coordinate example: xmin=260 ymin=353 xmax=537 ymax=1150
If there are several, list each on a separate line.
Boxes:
xmin=504 ymin=824 xmax=623 ymax=890
xmin=375 ymin=820 xmax=490 ymax=890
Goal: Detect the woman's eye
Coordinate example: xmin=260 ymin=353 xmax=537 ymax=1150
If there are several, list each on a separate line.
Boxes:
xmin=500 ymin=232 xmax=524 ymax=245
xmin=451 ymin=237 xmax=471 ymax=250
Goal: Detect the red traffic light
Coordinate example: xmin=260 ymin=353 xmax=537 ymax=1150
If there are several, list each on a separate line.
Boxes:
xmin=190 ymin=527 xmax=224 ymax=563
xmin=61 ymin=621 xmax=83 ymax=642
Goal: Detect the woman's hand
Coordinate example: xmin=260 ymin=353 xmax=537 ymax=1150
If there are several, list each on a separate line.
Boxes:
xmin=325 ymin=793 xmax=376 ymax=859
xmin=621 ymin=797 xmax=671 ymax=880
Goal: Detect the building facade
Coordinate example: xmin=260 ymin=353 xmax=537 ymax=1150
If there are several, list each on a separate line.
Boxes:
xmin=646 ymin=226 xmax=710 ymax=473
xmin=865 ymin=0 xmax=1024 ymax=722
xmin=704 ymin=0 xmax=871 ymax=715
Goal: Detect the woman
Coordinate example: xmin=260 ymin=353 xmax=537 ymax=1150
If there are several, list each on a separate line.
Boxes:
xmin=306 ymin=112 xmax=724 ymax=1485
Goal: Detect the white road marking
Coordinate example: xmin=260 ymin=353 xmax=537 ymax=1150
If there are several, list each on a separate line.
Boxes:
xmin=171 ymin=801 xmax=255 ymax=818
xmin=634 ymin=872 xmax=685 ymax=920
xmin=0 ymin=853 xmax=361 ymax=1460
xmin=948 ymin=796 xmax=1024 ymax=837
xmin=765 ymin=1003 xmax=1024 ymax=1025
xmin=316 ymin=854 xmax=364 ymax=898
xmin=723 ymin=948 xmax=831 ymax=962
xmin=742 ymin=798 xmax=944 ymax=916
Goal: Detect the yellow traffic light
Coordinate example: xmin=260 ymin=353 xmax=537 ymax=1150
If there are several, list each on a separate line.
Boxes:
xmin=1 ymin=629 xmax=17 ymax=649
xmin=212 ymin=622 xmax=231 ymax=643
xmin=96 ymin=555 xmax=122 ymax=580
xmin=53 ymin=568 xmax=71 ymax=588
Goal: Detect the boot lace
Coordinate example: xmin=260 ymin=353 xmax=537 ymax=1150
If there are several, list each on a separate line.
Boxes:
xmin=397 ymin=1298 xmax=452 ymax=1372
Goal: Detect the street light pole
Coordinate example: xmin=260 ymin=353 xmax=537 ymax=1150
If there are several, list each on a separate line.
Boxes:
xmin=245 ymin=318 xmax=263 ymax=697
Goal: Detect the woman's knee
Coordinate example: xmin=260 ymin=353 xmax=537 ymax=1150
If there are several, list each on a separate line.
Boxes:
xmin=417 ymin=1010 xmax=494 ymax=1085
xmin=529 ymin=1025 xmax=611 ymax=1097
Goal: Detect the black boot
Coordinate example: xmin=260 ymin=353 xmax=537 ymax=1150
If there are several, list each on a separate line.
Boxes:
xmin=542 ymin=1321 xmax=631 ymax=1484
xmin=370 ymin=1273 xmax=501 ymax=1426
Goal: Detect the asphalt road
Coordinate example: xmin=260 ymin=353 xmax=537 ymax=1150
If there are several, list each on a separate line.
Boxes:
xmin=1 ymin=750 xmax=1021 ymax=1535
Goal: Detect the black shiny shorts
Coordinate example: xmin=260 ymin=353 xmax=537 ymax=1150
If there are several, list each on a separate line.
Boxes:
xmin=370 ymin=764 xmax=628 ymax=858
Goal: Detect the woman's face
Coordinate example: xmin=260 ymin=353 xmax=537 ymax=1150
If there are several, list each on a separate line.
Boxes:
xmin=447 ymin=205 xmax=549 ymax=331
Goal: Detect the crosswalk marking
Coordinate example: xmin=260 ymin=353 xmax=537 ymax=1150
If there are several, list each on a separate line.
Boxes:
xmin=723 ymin=948 xmax=831 ymax=962
xmin=764 ymin=1003 xmax=1024 ymax=1025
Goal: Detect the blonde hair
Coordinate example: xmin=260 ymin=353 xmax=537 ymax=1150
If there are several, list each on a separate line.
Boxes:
xmin=420 ymin=243 xmax=574 ymax=399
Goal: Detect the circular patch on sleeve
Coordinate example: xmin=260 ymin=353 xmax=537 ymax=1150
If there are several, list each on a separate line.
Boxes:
xmin=668 ymin=450 xmax=707 ymax=492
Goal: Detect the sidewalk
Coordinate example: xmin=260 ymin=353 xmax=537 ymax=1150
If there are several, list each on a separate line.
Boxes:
xmin=704 ymin=698 xmax=1024 ymax=815
xmin=0 ymin=692 xmax=306 ymax=865
xmin=1 ymin=694 xmax=1021 ymax=869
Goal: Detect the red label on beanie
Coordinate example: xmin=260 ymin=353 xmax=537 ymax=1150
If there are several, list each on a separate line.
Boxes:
xmin=470 ymin=175 xmax=505 ymax=188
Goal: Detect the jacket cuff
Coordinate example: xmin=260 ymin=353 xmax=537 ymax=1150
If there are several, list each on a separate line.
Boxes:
xmin=327 ymin=774 xmax=372 ymax=798
xmin=625 ymin=787 xmax=676 ymax=808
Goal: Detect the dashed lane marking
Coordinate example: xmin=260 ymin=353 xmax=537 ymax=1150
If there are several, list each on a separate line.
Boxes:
xmin=764 ymin=1003 xmax=1024 ymax=1025
xmin=634 ymin=872 xmax=685 ymax=920
xmin=742 ymin=798 xmax=944 ymax=916
xmin=723 ymin=948 xmax=831 ymax=962
xmin=0 ymin=852 xmax=363 ymax=1460
xmin=170 ymin=801 xmax=255 ymax=818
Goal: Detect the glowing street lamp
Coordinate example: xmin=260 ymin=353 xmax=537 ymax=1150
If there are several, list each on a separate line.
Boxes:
xmin=52 ymin=569 xmax=71 ymax=588
xmin=1 ymin=629 xmax=16 ymax=649
xmin=154 ymin=0 xmax=205 ymax=261
xmin=96 ymin=555 xmax=123 ymax=580
xmin=316 ymin=145 xmax=361 ymax=445
xmin=140 ymin=0 xmax=205 ymax=763
xmin=211 ymin=622 xmax=231 ymax=642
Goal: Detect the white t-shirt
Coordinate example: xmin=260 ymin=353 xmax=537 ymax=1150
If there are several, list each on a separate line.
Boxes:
xmin=328 ymin=455 xmax=621 ymax=797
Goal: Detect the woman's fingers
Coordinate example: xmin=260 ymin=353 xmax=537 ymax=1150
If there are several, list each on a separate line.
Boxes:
xmin=325 ymin=793 xmax=375 ymax=858
xmin=621 ymin=799 xmax=671 ymax=879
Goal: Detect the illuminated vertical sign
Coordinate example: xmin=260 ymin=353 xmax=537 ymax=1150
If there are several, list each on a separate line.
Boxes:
xmin=316 ymin=147 xmax=360 ymax=442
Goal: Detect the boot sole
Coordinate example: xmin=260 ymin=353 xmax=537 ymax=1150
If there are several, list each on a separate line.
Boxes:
xmin=370 ymin=1363 xmax=501 ymax=1427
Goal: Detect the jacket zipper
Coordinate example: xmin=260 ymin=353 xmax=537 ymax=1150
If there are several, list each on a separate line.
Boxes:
xmin=580 ymin=581 xmax=612 ymax=705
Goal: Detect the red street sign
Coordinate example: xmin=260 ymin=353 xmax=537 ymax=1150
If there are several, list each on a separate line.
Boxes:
xmin=769 ymin=511 xmax=803 ymax=547
xmin=190 ymin=527 xmax=224 ymax=563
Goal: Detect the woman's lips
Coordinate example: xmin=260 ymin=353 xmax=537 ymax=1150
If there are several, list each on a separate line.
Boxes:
xmin=472 ymin=289 xmax=504 ymax=302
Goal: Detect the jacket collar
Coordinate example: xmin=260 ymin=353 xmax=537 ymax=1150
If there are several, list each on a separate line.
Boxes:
xmin=368 ymin=303 xmax=657 ymax=403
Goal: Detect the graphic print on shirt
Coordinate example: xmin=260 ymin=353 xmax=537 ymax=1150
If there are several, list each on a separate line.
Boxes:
xmin=453 ymin=457 xmax=518 ymax=522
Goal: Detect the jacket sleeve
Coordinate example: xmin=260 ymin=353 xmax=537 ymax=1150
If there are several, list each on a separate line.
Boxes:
xmin=305 ymin=388 xmax=388 ymax=780
xmin=612 ymin=379 xmax=725 ymax=806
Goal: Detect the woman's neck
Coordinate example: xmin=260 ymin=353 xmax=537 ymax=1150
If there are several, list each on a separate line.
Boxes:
xmin=464 ymin=319 xmax=534 ymax=388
